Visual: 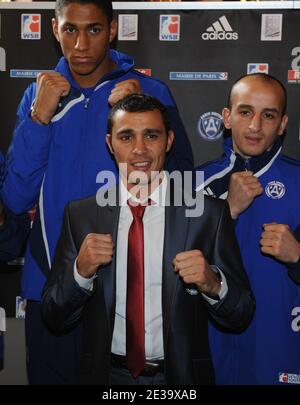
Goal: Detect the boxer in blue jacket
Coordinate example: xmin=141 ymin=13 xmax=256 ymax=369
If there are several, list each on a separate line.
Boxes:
xmin=1 ymin=0 xmax=193 ymax=384
xmin=196 ymin=73 xmax=300 ymax=385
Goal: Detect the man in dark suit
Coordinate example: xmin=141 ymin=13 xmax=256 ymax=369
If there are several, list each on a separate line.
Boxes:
xmin=41 ymin=94 xmax=255 ymax=385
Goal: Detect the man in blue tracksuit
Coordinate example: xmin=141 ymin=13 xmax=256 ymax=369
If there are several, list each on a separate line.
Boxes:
xmin=1 ymin=0 xmax=193 ymax=384
xmin=196 ymin=73 xmax=300 ymax=385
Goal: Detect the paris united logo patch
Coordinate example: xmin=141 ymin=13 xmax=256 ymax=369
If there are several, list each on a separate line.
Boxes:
xmin=265 ymin=181 xmax=286 ymax=199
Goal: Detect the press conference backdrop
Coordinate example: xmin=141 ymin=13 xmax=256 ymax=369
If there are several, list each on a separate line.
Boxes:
xmin=0 ymin=1 xmax=300 ymax=382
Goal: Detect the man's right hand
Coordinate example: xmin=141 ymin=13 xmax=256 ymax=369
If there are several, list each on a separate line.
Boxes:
xmin=227 ymin=171 xmax=263 ymax=219
xmin=77 ymin=233 xmax=114 ymax=278
xmin=31 ymin=72 xmax=71 ymax=125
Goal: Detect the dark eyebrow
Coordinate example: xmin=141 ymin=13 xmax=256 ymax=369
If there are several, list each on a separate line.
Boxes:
xmin=236 ymin=104 xmax=280 ymax=114
xmin=143 ymin=128 xmax=163 ymax=135
xmin=262 ymin=108 xmax=280 ymax=114
xmin=62 ymin=22 xmax=103 ymax=28
xmin=116 ymin=129 xmax=134 ymax=137
xmin=86 ymin=23 xmax=103 ymax=28
xmin=236 ymin=104 xmax=253 ymax=110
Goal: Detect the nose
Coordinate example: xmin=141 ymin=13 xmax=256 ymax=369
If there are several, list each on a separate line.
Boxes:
xmin=132 ymin=136 xmax=147 ymax=154
xmin=248 ymin=114 xmax=261 ymax=133
xmin=74 ymin=31 xmax=89 ymax=51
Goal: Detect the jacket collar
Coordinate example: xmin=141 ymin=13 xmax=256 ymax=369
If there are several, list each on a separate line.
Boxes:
xmin=223 ymin=135 xmax=282 ymax=174
xmin=201 ymin=136 xmax=282 ymax=199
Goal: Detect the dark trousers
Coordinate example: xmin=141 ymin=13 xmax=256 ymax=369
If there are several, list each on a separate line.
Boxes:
xmin=25 ymin=300 xmax=81 ymax=385
xmin=110 ymin=366 xmax=166 ymax=385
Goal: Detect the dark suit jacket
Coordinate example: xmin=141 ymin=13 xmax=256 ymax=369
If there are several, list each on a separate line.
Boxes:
xmin=286 ymin=224 xmax=300 ymax=285
xmin=42 ymin=190 xmax=255 ymax=385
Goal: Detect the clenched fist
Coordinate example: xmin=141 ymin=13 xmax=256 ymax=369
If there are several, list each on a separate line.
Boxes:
xmin=108 ymin=78 xmax=141 ymax=106
xmin=173 ymin=250 xmax=221 ymax=297
xmin=77 ymin=233 xmax=114 ymax=278
xmin=31 ymin=72 xmax=71 ymax=125
xmin=260 ymin=223 xmax=300 ymax=263
xmin=227 ymin=171 xmax=263 ymax=219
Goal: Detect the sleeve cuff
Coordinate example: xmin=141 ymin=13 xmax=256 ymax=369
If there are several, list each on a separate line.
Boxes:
xmin=73 ymin=260 xmax=97 ymax=291
xmin=201 ymin=265 xmax=228 ymax=305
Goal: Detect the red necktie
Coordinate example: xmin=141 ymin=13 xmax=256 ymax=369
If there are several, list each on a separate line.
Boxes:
xmin=126 ymin=202 xmax=147 ymax=378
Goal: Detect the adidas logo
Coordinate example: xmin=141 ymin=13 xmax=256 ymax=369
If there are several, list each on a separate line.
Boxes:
xmin=202 ymin=16 xmax=238 ymax=41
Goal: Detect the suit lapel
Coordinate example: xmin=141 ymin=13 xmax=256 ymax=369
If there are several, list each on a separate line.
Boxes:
xmin=95 ymin=188 xmax=120 ymax=337
xmin=162 ymin=203 xmax=189 ymax=347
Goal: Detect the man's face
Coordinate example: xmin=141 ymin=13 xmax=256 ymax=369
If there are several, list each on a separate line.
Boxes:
xmin=106 ymin=109 xmax=174 ymax=189
xmin=52 ymin=3 xmax=117 ymax=87
xmin=222 ymin=77 xmax=288 ymax=157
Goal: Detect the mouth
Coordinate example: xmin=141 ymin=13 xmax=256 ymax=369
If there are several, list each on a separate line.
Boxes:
xmin=130 ymin=161 xmax=152 ymax=171
xmin=245 ymin=135 xmax=262 ymax=145
xmin=72 ymin=56 xmax=92 ymax=64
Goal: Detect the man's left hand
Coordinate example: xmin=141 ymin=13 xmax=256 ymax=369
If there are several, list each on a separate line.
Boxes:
xmin=108 ymin=78 xmax=141 ymax=106
xmin=260 ymin=223 xmax=300 ymax=263
xmin=173 ymin=250 xmax=221 ymax=297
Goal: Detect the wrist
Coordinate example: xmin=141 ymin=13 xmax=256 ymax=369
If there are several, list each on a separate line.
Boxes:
xmin=227 ymin=199 xmax=239 ymax=220
xmin=30 ymin=106 xmax=50 ymax=125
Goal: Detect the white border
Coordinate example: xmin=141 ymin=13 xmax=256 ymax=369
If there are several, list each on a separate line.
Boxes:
xmin=0 ymin=2 xmax=297 ymax=11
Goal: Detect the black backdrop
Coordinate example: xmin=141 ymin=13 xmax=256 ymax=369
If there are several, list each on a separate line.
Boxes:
xmin=1 ymin=1 xmax=300 ymax=315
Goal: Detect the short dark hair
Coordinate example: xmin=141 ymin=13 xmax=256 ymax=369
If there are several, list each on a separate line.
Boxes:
xmin=55 ymin=0 xmax=113 ymax=24
xmin=228 ymin=73 xmax=287 ymax=116
xmin=107 ymin=93 xmax=172 ymax=134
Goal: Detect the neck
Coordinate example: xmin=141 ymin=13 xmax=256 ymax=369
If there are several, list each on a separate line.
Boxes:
xmin=71 ymin=58 xmax=116 ymax=88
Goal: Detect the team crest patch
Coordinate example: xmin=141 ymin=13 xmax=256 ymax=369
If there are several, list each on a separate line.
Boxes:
xmin=265 ymin=181 xmax=285 ymax=199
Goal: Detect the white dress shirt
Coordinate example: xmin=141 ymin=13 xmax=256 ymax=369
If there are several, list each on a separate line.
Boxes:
xmin=74 ymin=174 xmax=228 ymax=359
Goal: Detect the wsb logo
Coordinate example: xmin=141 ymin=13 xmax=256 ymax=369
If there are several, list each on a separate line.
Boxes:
xmin=291 ymin=307 xmax=300 ymax=332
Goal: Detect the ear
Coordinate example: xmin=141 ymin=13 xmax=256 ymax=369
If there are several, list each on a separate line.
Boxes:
xmin=106 ymin=134 xmax=114 ymax=155
xmin=109 ymin=19 xmax=118 ymax=44
xmin=278 ymin=114 xmax=288 ymax=136
xmin=52 ymin=18 xmax=60 ymax=43
xmin=222 ymin=107 xmax=232 ymax=130
xmin=166 ymin=130 xmax=174 ymax=153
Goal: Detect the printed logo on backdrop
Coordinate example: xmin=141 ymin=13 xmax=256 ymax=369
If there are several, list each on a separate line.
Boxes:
xmin=247 ymin=63 xmax=269 ymax=75
xmin=279 ymin=372 xmax=300 ymax=385
xmin=288 ymin=70 xmax=300 ymax=83
xmin=261 ymin=14 xmax=282 ymax=41
xmin=169 ymin=72 xmax=228 ymax=81
xmin=16 ymin=297 xmax=26 ymax=319
xmin=21 ymin=14 xmax=41 ymax=40
xmin=0 ymin=307 xmax=5 ymax=332
xmin=201 ymin=16 xmax=238 ymax=41
xmin=10 ymin=69 xmax=52 ymax=78
xmin=288 ymin=47 xmax=300 ymax=83
xmin=135 ymin=68 xmax=152 ymax=76
xmin=197 ymin=112 xmax=224 ymax=142
xmin=0 ymin=47 xmax=5 ymax=72
xmin=118 ymin=14 xmax=138 ymax=41
xmin=265 ymin=181 xmax=285 ymax=199
xmin=159 ymin=15 xmax=180 ymax=41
